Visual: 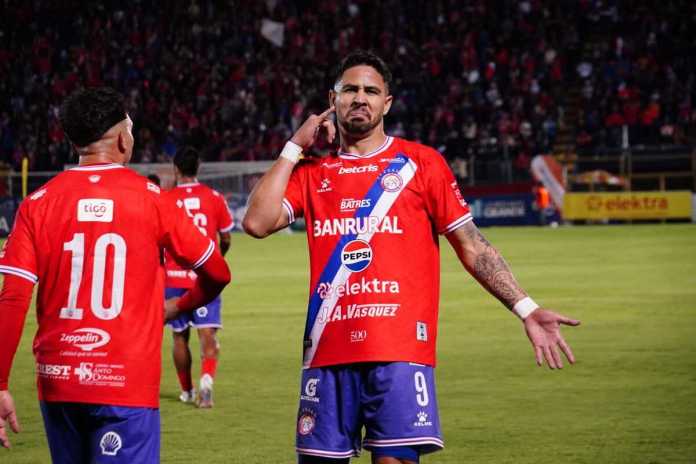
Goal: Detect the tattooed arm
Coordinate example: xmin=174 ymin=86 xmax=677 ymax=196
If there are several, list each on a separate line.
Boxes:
xmin=446 ymin=221 xmax=527 ymax=309
xmin=446 ymin=221 xmax=581 ymax=369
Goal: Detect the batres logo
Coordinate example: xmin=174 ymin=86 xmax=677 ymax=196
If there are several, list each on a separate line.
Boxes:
xmin=340 ymin=198 xmax=371 ymax=211
xmin=60 ymin=328 xmax=111 ymax=351
xmin=339 ymin=165 xmax=378 ymax=174
xmin=340 ymin=240 xmax=372 ymax=272
xmin=77 ymin=199 xmax=113 ymax=222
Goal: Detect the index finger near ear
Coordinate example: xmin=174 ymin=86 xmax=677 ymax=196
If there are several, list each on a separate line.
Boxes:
xmin=318 ymin=106 xmax=335 ymax=119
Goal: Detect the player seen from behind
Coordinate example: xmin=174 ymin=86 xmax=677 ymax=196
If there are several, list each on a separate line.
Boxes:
xmin=164 ymin=146 xmax=233 ymax=408
xmin=0 ymin=87 xmax=231 ymax=462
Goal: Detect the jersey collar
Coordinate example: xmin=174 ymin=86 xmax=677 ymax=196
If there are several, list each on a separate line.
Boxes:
xmin=177 ymin=181 xmax=200 ymax=188
xmin=70 ymin=163 xmax=125 ymax=171
xmin=338 ymin=136 xmax=394 ymax=160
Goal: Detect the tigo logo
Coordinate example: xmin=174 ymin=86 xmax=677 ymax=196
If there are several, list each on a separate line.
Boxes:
xmin=341 ymin=240 xmax=373 ymax=272
xmin=77 ymin=199 xmax=113 ymax=222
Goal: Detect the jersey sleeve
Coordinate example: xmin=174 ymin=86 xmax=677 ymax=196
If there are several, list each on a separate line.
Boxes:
xmin=0 ymin=201 xmax=39 ymax=284
xmin=282 ymin=163 xmax=306 ymax=224
xmin=157 ymin=197 xmax=215 ymax=269
xmin=422 ymin=149 xmax=473 ymax=234
xmin=215 ymin=192 xmax=234 ymax=232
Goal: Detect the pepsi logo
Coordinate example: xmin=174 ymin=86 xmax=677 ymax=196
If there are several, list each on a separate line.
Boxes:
xmin=341 ymin=240 xmax=373 ymax=272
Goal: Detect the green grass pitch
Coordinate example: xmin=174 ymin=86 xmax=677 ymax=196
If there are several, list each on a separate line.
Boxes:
xmin=2 ymin=224 xmax=695 ymax=463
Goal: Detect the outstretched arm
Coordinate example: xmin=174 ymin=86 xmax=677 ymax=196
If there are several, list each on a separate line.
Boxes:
xmin=242 ymin=106 xmax=335 ymax=238
xmin=446 ymin=221 xmax=580 ymax=369
xmin=0 ymin=275 xmax=33 ymax=448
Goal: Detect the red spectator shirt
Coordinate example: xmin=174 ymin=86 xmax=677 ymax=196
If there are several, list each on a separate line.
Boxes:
xmin=0 ymin=164 xmax=214 ymax=408
xmin=283 ymin=137 xmax=472 ymax=368
xmin=163 ymin=182 xmax=234 ymax=289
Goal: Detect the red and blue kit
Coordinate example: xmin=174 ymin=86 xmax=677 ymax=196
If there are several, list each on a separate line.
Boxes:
xmin=283 ymin=137 xmax=471 ymax=368
xmin=163 ymin=183 xmax=233 ymax=289
xmin=0 ymin=164 xmax=215 ymax=408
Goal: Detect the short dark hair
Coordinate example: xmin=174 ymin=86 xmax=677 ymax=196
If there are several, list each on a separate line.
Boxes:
xmin=59 ymin=87 xmax=127 ymax=147
xmin=333 ymin=50 xmax=393 ymax=93
xmin=173 ymin=146 xmax=200 ymax=177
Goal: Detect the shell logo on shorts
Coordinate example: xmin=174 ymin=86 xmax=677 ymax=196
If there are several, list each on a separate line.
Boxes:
xmin=340 ymin=240 xmax=373 ymax=272
xmin=381 ymin=172 xmax=403 ymax=192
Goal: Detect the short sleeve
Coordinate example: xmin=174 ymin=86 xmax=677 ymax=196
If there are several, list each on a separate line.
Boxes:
xmin=157 ymin=197 xmax=215 ymax=269
xmin=422 ymin=149 xmax=472 ymax=234
xmin=282 ymin=164 xmax=306 ymax=224
xmin=216 ymin=193 xmax=234 ymax=232
xmin=0 ymin=201 xmax=38 ymax=283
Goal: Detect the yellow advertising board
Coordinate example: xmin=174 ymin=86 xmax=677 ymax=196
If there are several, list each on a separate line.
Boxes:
xmin=563 ymin=191 xmax=693 ymax=220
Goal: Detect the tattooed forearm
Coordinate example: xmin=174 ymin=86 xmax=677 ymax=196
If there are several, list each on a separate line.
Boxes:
xmin=469 ymin=229 xmax=526 ymax=309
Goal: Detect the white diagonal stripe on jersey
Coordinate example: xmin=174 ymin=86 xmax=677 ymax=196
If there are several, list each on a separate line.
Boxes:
xmin=441 ymin=213 xmax=473 ymax=234
xmin=191 ymin=239 xmax=215 ymax=269
xmin=302 ymin=158 xmax=418 ymax=367
xmin=0 ymin=265 xmax=38 ymax=284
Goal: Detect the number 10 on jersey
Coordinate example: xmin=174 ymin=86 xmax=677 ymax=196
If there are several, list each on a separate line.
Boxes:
xmin=60 ymin=232 xmax=127 ymax=321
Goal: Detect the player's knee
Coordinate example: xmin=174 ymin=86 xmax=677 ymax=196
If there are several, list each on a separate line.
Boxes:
xmin=172 ymin=331 xmax=189 ymax=346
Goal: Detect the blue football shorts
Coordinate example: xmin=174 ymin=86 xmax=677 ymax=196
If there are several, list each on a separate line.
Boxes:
xmin=165 ymin=287 xmax=222 ymax=332
xmin=295 ymin=362 xmax=443 ymax=460
xmin=40 ymin=401 xmax=160 ymax=463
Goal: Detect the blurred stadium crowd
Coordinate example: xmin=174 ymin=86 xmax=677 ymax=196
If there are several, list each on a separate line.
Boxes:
xmin=0 ymin=0 xmax=694 ymax=172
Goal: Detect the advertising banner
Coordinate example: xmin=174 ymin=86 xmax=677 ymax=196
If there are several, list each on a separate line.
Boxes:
xmin=563 ymin=191 xmax=692 ymax=220
xmin=465 ymin=193 xmax=539 ymax=226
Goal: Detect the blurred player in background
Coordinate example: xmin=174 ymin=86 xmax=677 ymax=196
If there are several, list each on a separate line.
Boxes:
xmin=164 ymin=146 xmax=233 ymax=408
xmin=0 ymin=88 xmax=230 ymax=462
xmin=244 ymin=51 xmax=580 ymax=463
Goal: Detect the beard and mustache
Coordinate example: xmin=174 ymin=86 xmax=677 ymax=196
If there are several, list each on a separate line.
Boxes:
xmin=339 ymin=105 xmax=381 ymax=135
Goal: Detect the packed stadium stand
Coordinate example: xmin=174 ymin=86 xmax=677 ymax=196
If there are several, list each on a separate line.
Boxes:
xmin=0 ymin=1 xmax=694 ymax=191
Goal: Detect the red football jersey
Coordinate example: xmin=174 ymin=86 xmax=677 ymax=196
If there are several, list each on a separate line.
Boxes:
xmin=163 ymin=182 xmax=234 ymax=289
xmin=283 ymin=137 xmax=471 ymax=368
xmin=0 ymin=164 xmax=214 ymax=408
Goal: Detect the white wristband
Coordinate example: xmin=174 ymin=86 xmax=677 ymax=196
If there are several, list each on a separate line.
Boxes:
xmin=513 ymin=297 xmax=539 ymax=320
xmin=279 ymin=140 xmax=303 ymax=164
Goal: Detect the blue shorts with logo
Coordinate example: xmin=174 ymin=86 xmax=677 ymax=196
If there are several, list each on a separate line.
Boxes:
xmin=40 ymin=401 xmax=160 ymax=463
xmin=165 ymin=287 xmax=222 ymax=332
xmin=295 ymin=362 xmax=443 ymax=459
